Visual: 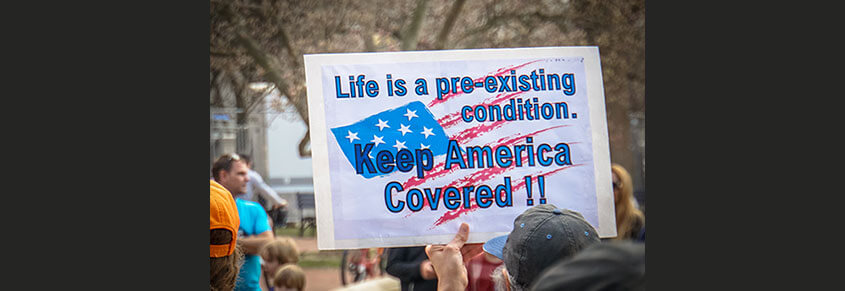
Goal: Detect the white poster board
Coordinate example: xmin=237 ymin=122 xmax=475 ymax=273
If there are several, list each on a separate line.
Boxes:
xmin=305 ymin=47 xmax=615 ymax=250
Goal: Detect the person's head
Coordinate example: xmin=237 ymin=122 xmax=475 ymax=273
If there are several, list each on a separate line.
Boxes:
xmin=212 ymin=153 xmax=251 ymax=195
xmin=238 ymin=153 xmax=253 ymax=169
xmin=483 ymin=205 xmax=600 ymax=291
xmin=611 ymin=163 xmax=634 ymax=206
xmin=259 ymin=237 xmax=300 ymax=276
xmin=272 ymin=264 xmax=306 ymax=291
xmin=530 ymin=241 xmax=645 ymax=291
xmin=210 ymin=180 xmax=243 ymax=291
xmin=611 ymin=163 xmax=644 ymax=239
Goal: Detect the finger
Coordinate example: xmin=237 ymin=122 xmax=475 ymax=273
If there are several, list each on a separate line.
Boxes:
xmin=425 ymin=244 xmax=433 ymax=258
xmin=447 ymin=223 xmax=470 ymax=249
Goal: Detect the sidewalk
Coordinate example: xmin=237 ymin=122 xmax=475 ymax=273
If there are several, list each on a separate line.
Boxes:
xmin=290 ymin=236 xmax=319 ymax=253
xmin=285 ymin=235 xmax=398 ymax=291
xmin=286 ymin=235 xmax=342 ymax=291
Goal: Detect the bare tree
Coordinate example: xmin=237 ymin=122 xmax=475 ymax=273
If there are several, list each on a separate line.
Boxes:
xmin=210 ymin=0 xmax=645 ymax=175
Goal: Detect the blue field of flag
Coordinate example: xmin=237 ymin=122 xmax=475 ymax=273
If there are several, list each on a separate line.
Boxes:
xmin=331 ymin=101 xmax=449 ymax=179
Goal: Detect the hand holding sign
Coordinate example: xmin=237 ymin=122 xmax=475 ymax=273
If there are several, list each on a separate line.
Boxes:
xmin=424 ymin=223 xmax=484 ymax=291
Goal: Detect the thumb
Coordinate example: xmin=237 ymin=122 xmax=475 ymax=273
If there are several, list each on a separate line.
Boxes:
xmin=447 ymin=223 xmax=470 ymax=249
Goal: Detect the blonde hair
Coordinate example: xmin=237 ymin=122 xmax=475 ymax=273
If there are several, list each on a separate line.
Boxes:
xmin=611 ymin=164 xmax=644 ymax=240
xmin=259 ymin=237 xmax=300 ymax=265
xmin=272 ymin=264 xmax=306 ymax=291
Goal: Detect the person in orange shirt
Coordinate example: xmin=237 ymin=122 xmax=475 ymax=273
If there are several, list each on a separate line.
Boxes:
xmin=213 ymin=153 xmax=275 ymax=291
xmin=210 ymin=180 xmax=242 ymax=291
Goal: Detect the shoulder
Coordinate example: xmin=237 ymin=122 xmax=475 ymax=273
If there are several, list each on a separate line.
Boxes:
xmin=236 ymin=199 xmax=264 ymax=211
xmin=248 ymin=170 xmax=263 ymax=179
xmin=633 ymin=211 xmax=645 ymax=224
xmin=630 ymin=213 xmax=645 ymax=234
xmin=242 ymin=200 xmax=264 ymax=210
xmin=245 ymin=201 xmax=269 ymax=219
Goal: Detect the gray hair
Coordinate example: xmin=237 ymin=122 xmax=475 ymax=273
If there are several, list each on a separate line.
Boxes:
xmin=491 ymin=265 xmax=527 ymax=291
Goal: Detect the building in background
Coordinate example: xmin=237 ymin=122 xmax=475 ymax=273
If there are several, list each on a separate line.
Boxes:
xmin=210 ymin=79 xmax=271 ymax=178
xmin=265 ymin=90 xmax=313 ymax=224
xmin=211 ymin=80 xmax=315 ymax=225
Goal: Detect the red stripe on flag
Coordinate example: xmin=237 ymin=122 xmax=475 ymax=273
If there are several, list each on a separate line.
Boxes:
xmin=427 ymin=60 xmax=542 ymax=108
xmin=436 ymin=91 xmax=526 ymax=129
xmin=430 ymin=163 xmax=585 ymax=227
xmin=401 ymin=125 xmax=571 ymax=190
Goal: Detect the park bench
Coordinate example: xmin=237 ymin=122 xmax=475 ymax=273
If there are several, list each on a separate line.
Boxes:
xmin=296 ymin=193 xmax=317 ymax=237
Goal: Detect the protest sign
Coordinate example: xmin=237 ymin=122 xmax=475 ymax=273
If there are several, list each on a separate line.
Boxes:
xmin=304 ymin=47 xmax=615 ymax=250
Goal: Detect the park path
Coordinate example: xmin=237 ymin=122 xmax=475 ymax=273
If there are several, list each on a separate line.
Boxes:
xmin=288 ymin=236 xmax=398 ymax=291
xmin=289 ymin=236 xmax=342 ymax=291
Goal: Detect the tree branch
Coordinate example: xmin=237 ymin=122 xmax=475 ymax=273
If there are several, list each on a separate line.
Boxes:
xmin=401 ymin=0 xmax=430 ymax=51
xmin=211 ymin=0 xmax=263 ymax=10
xmin=274 ymin=9 xmax=300 ymax=67
xmin=211 ymin=70 xmax=228 ymax=107
xmin=229 ymin=68 xmax=250 ymax=125
xmin=434 ymin=0 xmax=466 ymax=50
xmin=299 ymin=130 xmax=311 ymax=157
xmin=234 ymin=30 xmax=312 ymax=157
xmin=244 ymin=85 xmax=276 ymax=116
xmin=364 ymin=33 xmax=377 ymax=52
xmin=233 ymin=30 xmax=307 ymax=121
xmin=221 ymin=2 xmax=312 ymax=157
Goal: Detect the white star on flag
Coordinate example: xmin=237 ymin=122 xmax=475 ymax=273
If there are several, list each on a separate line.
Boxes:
xmin=403 ymin=108 xmax=418 ymax=121
xmin=420 ymin=126 xmax=435 ymax=139
xmin=345 ymin=130 xmax=360 ymax=143
xmin=392 ymin=140 xmax=407 ymax=151
xmin=420 ymin=143 xmax=430 ymax=150
xmin=375 ymin=119 xmax=390 ymax=131
xmin=397 ymin=124 xmax=412 ymax=136
xmin=371 ymin=135 xmax=385 ymax=147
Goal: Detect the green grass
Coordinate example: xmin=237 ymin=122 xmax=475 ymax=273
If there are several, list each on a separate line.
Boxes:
xmin=299 ymin=254 xmax=342 ymax=268
xmin=272 ymin=224 xmax=339 ymax=268
xmin=274 ymin=224 xmax=316 ymax=237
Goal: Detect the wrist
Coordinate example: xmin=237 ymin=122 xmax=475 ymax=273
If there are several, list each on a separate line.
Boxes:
xmin=437 ymin=277 xmax=467 ymax=291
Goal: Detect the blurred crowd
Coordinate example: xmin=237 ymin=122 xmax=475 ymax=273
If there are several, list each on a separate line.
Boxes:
xmin=211 ymin=151 xmax=644 ymax=291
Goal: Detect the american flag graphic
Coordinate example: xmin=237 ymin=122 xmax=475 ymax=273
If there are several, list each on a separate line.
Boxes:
xmin=330 ymin=101 xmax=449 ymax=179
xmin=330 ymin=59 xmax=590 ymax=229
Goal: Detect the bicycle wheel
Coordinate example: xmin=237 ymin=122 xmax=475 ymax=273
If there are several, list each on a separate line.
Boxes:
xmin=340 ymin=250 xmax=366 ymax=285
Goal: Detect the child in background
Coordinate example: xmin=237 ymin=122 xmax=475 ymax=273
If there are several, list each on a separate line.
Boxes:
xmin=272 ymin=264 xmax=306 ymax=291
xmin=259 ymin=237 xmax=300 ymax=291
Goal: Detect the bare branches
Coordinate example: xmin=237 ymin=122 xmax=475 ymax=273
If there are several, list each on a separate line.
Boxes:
xmin=433 ymin=0 xmax=466 ymax=50
xmin=298 ymin=131 xmax=311 ymax=158
xmin=274 ymin=6 xmax=300 ymax=66
xmin=401 ymin=0 xmax=430 ymax=51
xmin=210 ymin=0 xmax=643 ymax=160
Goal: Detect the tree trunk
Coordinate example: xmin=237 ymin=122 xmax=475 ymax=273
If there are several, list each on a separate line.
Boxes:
xmin=401 ymin=0 xmax=429 ymax=51
xmin=233 ymin=30 xmax=312 ymax=157
xmin=434 ymin=0 xmax=466 ymax=50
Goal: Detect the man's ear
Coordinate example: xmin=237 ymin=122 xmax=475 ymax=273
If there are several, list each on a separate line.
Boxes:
xmin=218 ymin=170 xmax=229 ymax=181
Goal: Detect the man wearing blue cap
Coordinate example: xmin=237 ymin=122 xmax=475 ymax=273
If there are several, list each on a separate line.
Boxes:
xmin=426 ymin=204 xmax=600 ymax=291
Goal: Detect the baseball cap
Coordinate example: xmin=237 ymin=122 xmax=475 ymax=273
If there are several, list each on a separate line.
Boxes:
xmin=210 ymin=179 xmax=240 ymax=258
xmin=483 ymin=204 xmax=600 ymax=287
xmin=530 ymin=241 xmax=645 ymax=291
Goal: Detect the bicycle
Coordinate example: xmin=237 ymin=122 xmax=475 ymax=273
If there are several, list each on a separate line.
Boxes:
xmin=339 ymin=247 xmax=388 ymax=285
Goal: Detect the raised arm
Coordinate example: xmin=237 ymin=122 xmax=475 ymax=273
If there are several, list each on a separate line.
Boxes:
xmin=249 ymin=171 xmax=288 ymax=208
